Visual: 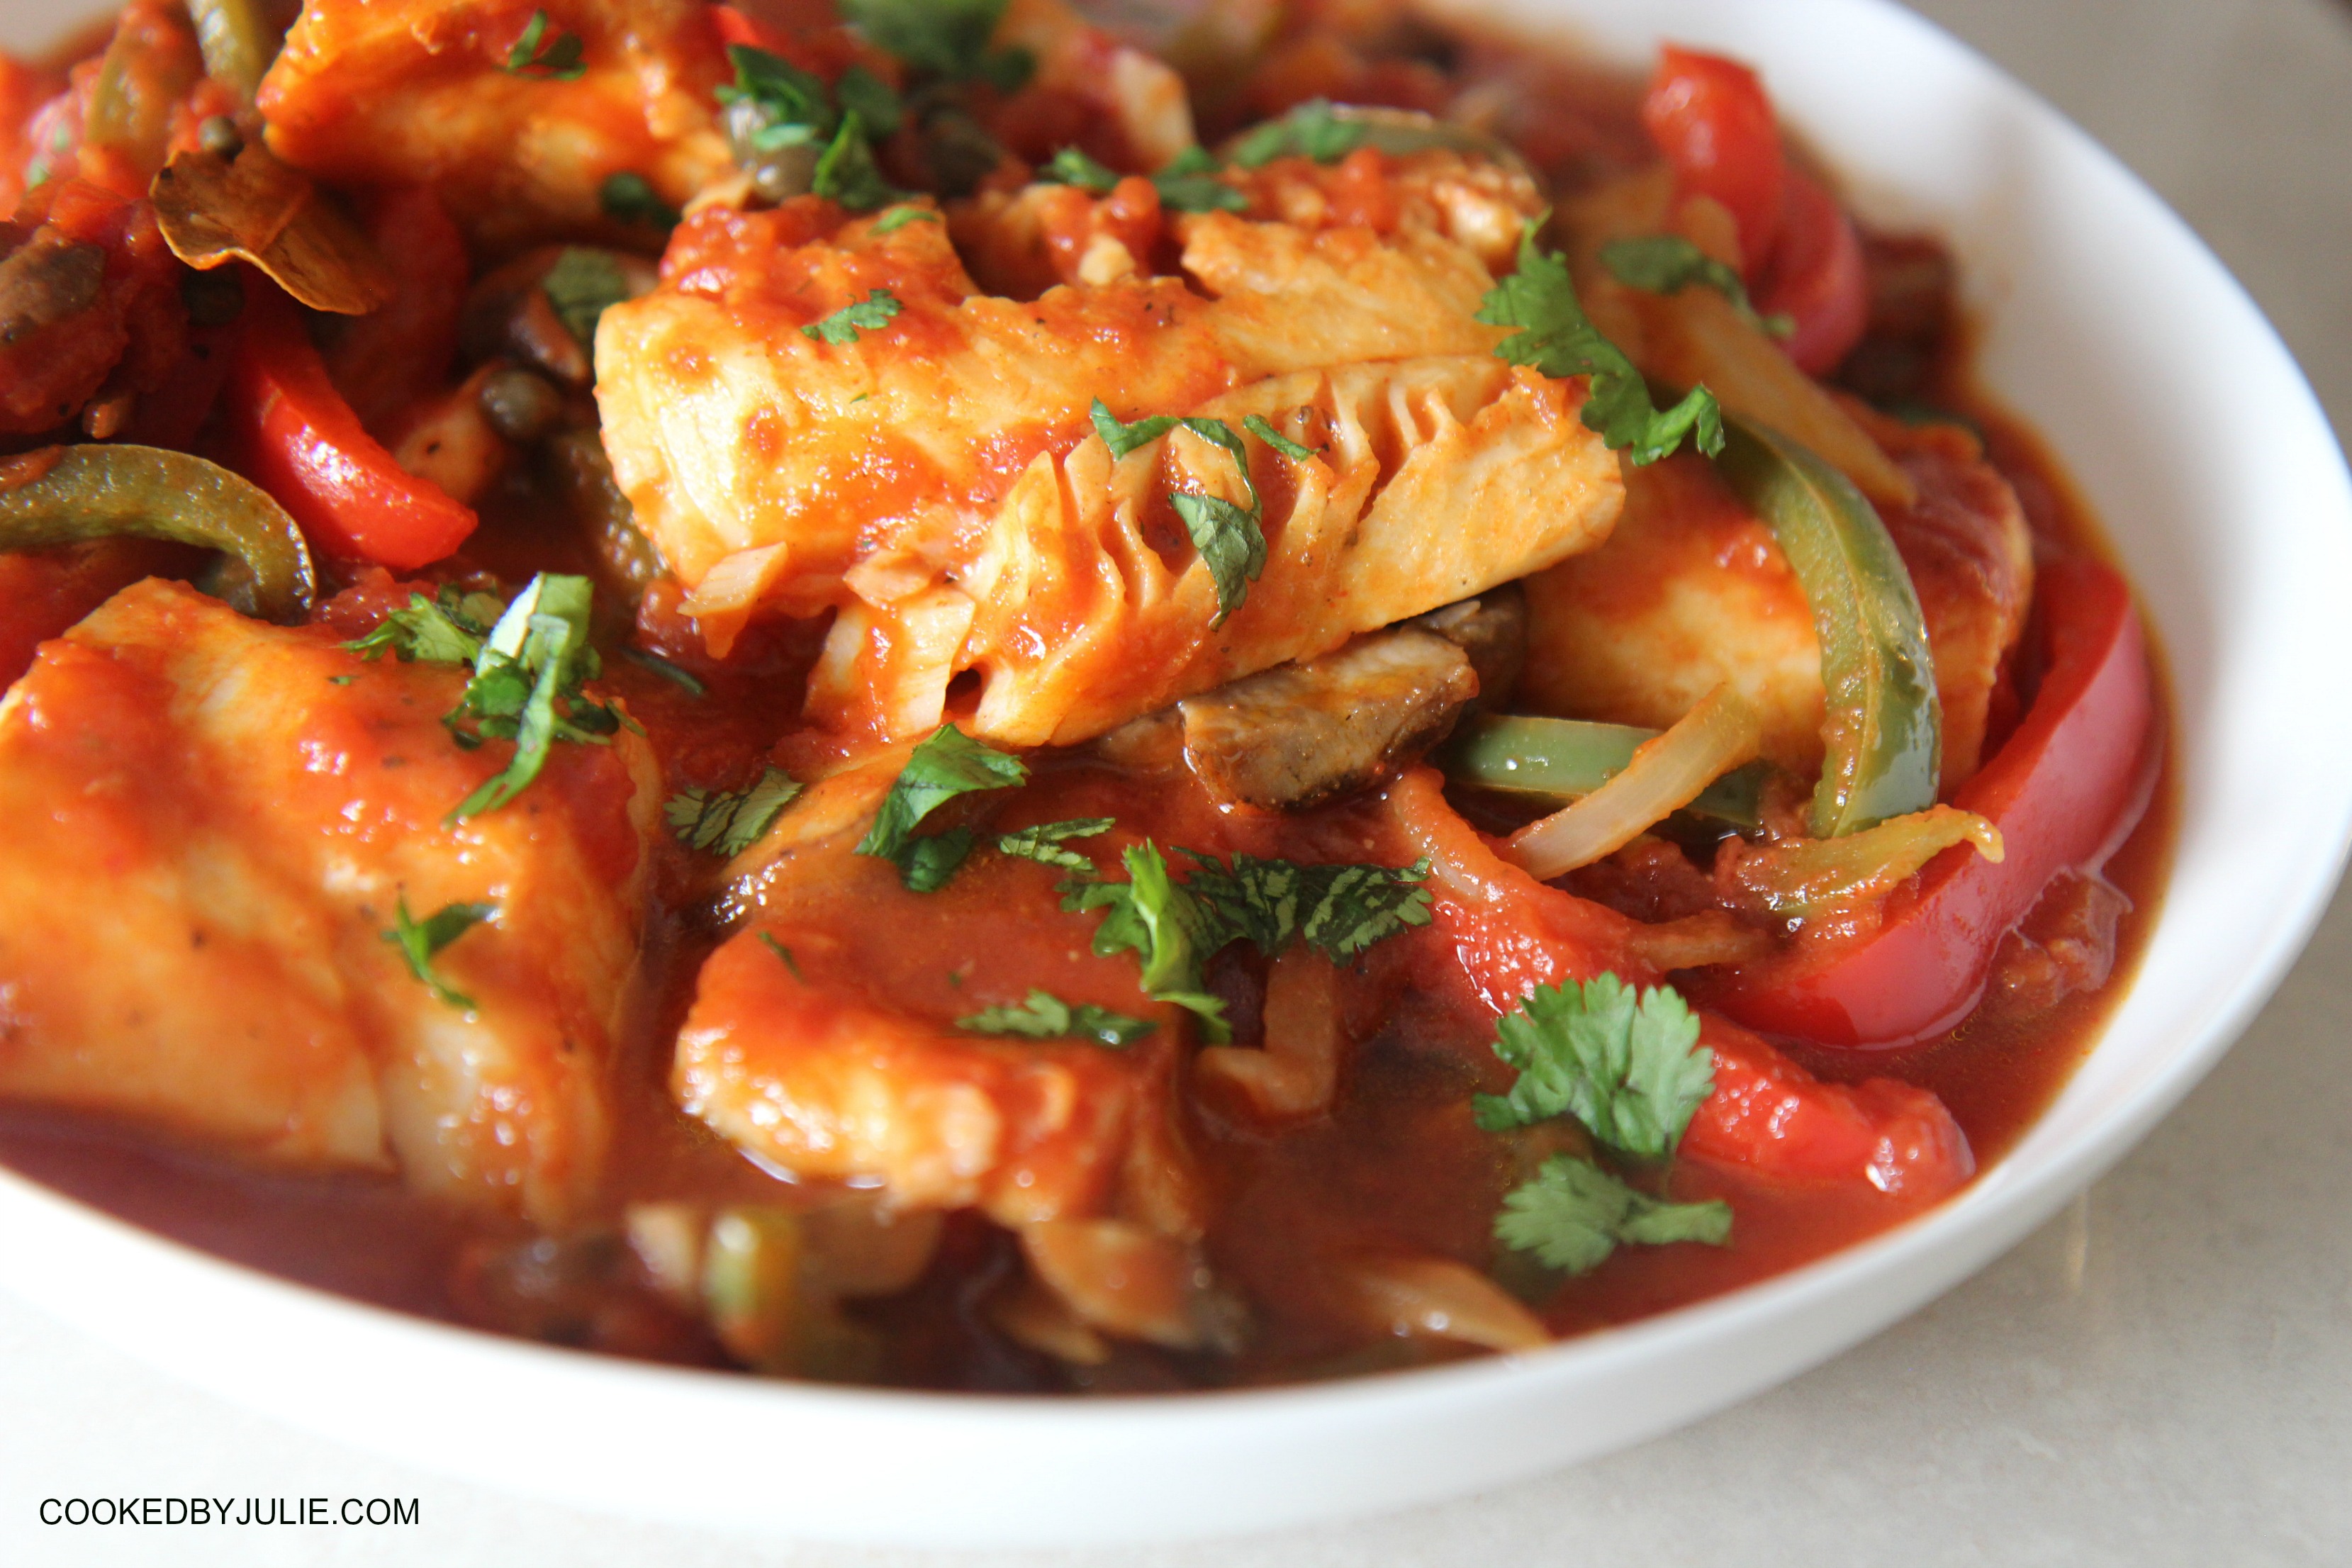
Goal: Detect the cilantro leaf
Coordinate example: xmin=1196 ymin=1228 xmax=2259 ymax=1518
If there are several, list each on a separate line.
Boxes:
xmin=1153 ymin=145 xmax=1246 ymax=213
xmin=618 ymin=646 xmax=706 ymax=695
xmin=344 ymin=586 xmax=502 ymax=665
xmin=1180 ymin=852 xmax=1433 ymax=961
xmin=383 ymin=895 xmax=494 ymax=1011
xmin=1060 ymin=841 xmax=1229 ymax=1041
xmin=715 ymin=45 xmax=836 ymax=145
xmin=1598 ymin=234 xmax=1793 ymax=340
xmin=856 ymin=724 xmax=1028 ymax=890
xmin=505 ymin=10 xmax=586 ymax=80
xmin=1241 ymin=413 xmax=1319 ymax=463
xmin=838 ymin=0 xmax=1016 ymax=82
xmin=666 ymin=766 xmax=802 ymax=857
xmin=1170 ymin=493 xmax=1267 ymax=624
xmin=542 ymin=247 xmax=629 ymax=350
xmin=958 ymin=989 xmax=1156 ymax=1048
xmin=872 ymin=205 xmax=939 ymax=234
xmin=1089 ymin=401 xmax=1267 ymax=625
xmin=1231 ymin=99 xmax=1367 ymax=169
xmin=1494 ymin=1154 xmax=1732 ymax=1274
xmin=812 ymin=111 xmax=900 ymax=211
xmin=757 ymin=931 xmax=804 ymax=979
xmin=1042 ymin=145 xmax=1118 ymax=193
xmin=835 ymin=64 xmax=902 ymax=138
xmin=1470 ymin=975 xmax=1714 ymax=1159
xmin=600 ymin=171 xmax=679 ymax=231
xmin=1477 ymin=221 xmax=1725 ymax=466
xmin=802 ymin=288 xmax=902 ymax=345
xmin=444 ymin=573 xmax=617 ymax=822
xmin=996 ymin=817 xmax=1115 ymax=873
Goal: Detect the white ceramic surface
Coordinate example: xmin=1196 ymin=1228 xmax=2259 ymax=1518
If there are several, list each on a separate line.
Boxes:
xmin=2 ymin=0 xmax=2348 ymax=1550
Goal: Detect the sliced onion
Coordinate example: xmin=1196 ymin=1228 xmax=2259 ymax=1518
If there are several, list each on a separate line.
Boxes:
xmin=1720 ymin=804 xmax=2003 ymax=917
xmin=1507 ymin=684 xmax=1764 ymax=880
xmin=1347 ymin=1256 xmax=1549 ymax=1353
xmin=1198 ymin=947 xmax=1345 ymax=1121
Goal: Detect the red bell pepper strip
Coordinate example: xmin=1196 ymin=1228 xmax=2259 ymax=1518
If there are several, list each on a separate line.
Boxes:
xmin=225 ymin=286 xmax=477 ymax=570
xmin=1754 ymin=167 xmax=1868 ymax=376
xmin=711 ymin=5 xmax=793 ymax=55
xmin=1643 ymin=46 xmax=1869 ymax=375
xmin=1709 ymin=556 xmax=2156 ymax=1047
xmin=1683 ymin=1015 xmax=1974 ymax=1197
xmin=1642 ymin=45 xmax=1786 ymax=277
xmin=1386 ymin=767 xmax=1973 ymax=1196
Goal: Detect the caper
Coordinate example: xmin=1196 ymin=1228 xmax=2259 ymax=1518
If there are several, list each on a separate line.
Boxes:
xmin=478 ymin=366 xmax=564 ymax=442
xmin=196 ymin=116 xmax=242 ymax=158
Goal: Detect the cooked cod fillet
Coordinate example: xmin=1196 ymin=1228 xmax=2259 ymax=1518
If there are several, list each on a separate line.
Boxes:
xmin=0 ymin=580 xmax=659 ymax=1221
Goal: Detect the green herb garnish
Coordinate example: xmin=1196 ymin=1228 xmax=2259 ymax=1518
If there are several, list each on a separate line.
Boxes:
xmin=600 ymin=171 xmax=679 ymax=231
xmin=1088 ymin=400 xmax=1267 ymax=625
xmin=666 ymin=766 xmax=802 ymax=857
xmin=1494 ymin=1154 xmax=1732 ymax=1274
xmin=995 ymin=817 xmax=1116 ymax=873
xmin=1478 ymin=219 xmax=1725 ymax=466
xmin=802 ymin=287 xmax=903 ymax=345
xmin=1598 ymin=234 xmax=1793 ymax=340
xmin=542 ymin=247 xmax=629 ymax=350
xmin=1229 ymin=99 xmax=1366 ymax=169
xmin=856 ymin=724 xmax=1029 ymax=890
xmin=383 ymin=895 xmax=495 ymax=1011
xmin=958 ymin=989 xmax=1157 ymax=1048
xmin=1471 ymin=974 xmax=1713 ymax=1158
xmin=343 ymin=585 xmax=503 ymax=665
xmin=1180 ymin=851 xmax=1433 ymax=963
xmin=505 ymin=10 xmax=586 ymax=80
xmin=444 ymin=574 xmax=620 ymax=822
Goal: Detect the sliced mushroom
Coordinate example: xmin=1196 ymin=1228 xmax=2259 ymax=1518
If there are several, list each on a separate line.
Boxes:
xmin=1178 ymin=625 xmax=1477 ymax=811
xmin=1414 ymin=585 xmax=1527 ymax=713
xmin=150 ymin=144 xmax=394 ymax=315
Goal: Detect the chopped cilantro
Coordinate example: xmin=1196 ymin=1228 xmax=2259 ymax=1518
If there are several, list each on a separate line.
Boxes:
xmin=1230 ymin=99 xmax=1367 ymax=169
xmin=1241 ymin=413 xmax=1319 ymax=463
xmin=666 ymin=766 xmax=802 ymax=857
xmin=757 ymin=931 xmax=804 ymax=979
xmin=1479 ymin=220 xmax=1725 ymax=466
xmin=618 ymin=646 xmax=706 ymax=696
xmin=835 ymin=64 xmax=902 ymax=138
xmin=1152 ymin=145 xmax=1246 ymax=213
xmin=812 ymin=112 xmax=900 ymax=211
xmin=1598 ymin=234 xmax=1793 ymax=340
xmin=802 ymin=288 xmax=903 ymax=345
xmin=872 ymin=205 xmax=939 ymax=234
xmin=504 ymin=10 xmax=586 ymax=81
xmin=343 ymin=585 xmax=503 ymax=666
xmin=1494 ymin=1154 xmax=1732 ymax=1275
xmin=1471 ymin=974 xmax=1714 ymax=1159
xmin=715 ymin=45 xmax=836 ymax=149
xmin=1180 ymin=851 xmax=1433 ymax=963
xmin=327 ymin=674 xmax=357 ymax=685
xmin=856 ymin=724 xmax=1029 ymax=890
xmin=542 ymin=247 xmax=629 ymax=350
xmin=958 ymin=989 xmax=1156 ymax=1048
xmin=1060 ymin=841 xmax=1229 ymax=1041
xmin=444 ymin=574 xmax=620 ymax=822
xmin=839 ymin=0 xmax=1024 ymax=84
xmin=1041 ymin=145 xmax=1118 ymax=192
xmin=995 ymin=817 xmax=1115 ymax=873
xmin=600 ymin=171 xmax=679 ymax=231
xmin=1088 ymin=400 xmax=1266 ymax=625
xmin=383 ymin=895 xmax=493 ymax=1011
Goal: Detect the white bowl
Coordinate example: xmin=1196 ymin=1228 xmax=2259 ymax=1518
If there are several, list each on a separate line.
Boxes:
xmin=3 ymin=0 xmax=2348 ymax=1548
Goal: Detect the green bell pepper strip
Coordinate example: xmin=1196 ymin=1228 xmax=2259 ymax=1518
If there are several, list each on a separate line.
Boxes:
xmin=187 ymin=0 xmax=281 ymax=108
xmin=0 ymin=444 xmax=316 ymax=622
xmin=1440 ymin=712 xmax=1766 ymax=829
xmin=1712 ymin=418 xmax=1940 ymax=836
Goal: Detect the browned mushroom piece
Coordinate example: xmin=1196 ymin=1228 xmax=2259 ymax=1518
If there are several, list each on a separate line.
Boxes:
xmin=1177 ymin=625 xmax=1479 ymax=812
xmin=1414 ymin=585 xmax=1528 ymax=712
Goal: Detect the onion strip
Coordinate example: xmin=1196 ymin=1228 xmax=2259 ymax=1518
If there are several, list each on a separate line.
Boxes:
xmin=1506 ymin=684 xmax=1763 ymax=880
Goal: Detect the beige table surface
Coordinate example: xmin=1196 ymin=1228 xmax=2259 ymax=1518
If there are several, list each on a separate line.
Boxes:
xmin=5 ymin=1 xmax=2351 ymax=1563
